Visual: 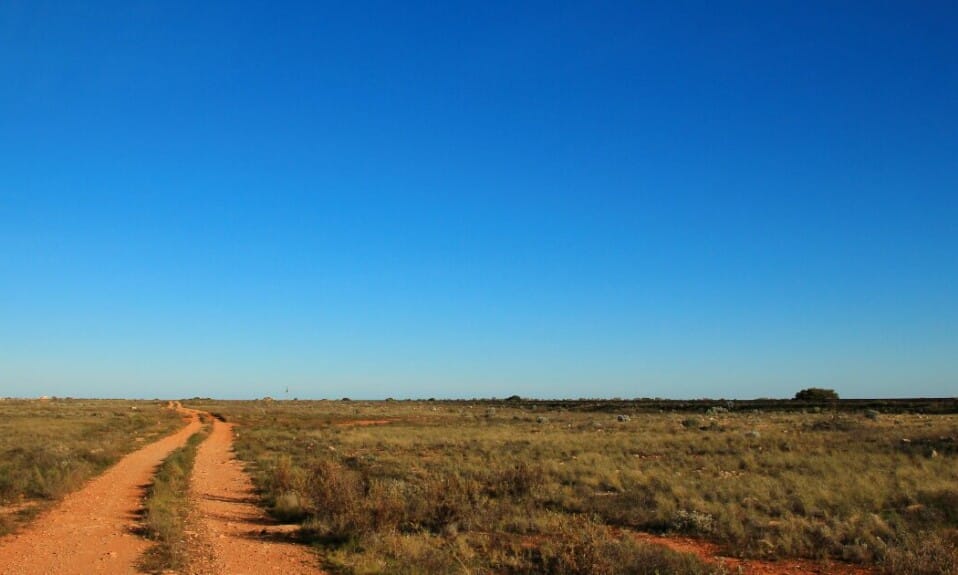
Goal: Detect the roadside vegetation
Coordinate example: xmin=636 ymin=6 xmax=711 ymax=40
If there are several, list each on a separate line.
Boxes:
xmin=188 ymin=398 xmax=958 ymax=574
xmin=0 ymin=399 xmax=184 ymax=535
xmin=139 ymin=422 xmax=209 ymax=573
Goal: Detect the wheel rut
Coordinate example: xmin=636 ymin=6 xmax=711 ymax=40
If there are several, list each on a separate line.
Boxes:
xmin=187 ymin=417 xmax=322 ymax=574
xmin=0 ymin=407 xmax=201 ymax=575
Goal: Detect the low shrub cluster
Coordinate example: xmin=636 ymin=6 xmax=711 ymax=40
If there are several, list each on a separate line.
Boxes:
xmin=882 ymin=531 xmax=958 ymax=575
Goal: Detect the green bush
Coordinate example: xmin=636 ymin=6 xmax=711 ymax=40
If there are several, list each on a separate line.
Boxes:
xmin=794 ymin=388 xmax=839 ymax=401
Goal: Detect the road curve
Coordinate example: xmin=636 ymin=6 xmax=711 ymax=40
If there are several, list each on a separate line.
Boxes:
xmin=0 ymin=408 xmax=202 ymax=575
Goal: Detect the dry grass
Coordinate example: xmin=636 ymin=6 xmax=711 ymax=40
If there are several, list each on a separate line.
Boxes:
xmin=139 ymin=425 xmax=209 ymax=573
xmin=0 ymin=399 xmax=184 ymax=535
xmin=187 ymin=398 xmax=958 ymax=573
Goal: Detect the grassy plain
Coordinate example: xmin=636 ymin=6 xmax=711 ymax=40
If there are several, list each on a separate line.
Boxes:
xmin=0 ymin=398 xmax=183 ymax=535
xmin=187 ymin=398 xmax=958 ymax=575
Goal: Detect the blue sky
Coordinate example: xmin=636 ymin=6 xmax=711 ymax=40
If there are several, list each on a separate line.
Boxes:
xmin=1 ymin=1 xmax=956 ymax=399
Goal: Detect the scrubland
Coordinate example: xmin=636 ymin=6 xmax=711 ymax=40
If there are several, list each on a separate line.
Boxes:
xmin=187 ymin=399 xmax=958 ymax=575
xmin=0 ymin=399 xmax=183 ymax=535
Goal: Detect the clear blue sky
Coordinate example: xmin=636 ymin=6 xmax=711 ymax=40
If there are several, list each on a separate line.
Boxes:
xmin=1 ymin=2 xmax=956 ymax=399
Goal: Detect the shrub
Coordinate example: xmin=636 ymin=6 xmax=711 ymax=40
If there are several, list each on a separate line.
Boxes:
xmin=794 ymin=388 xmax=839 ymax=401
xmin=916 ymin=489 xmax=958 ymax=526
xmin=493 ymin=461 xmax=543 ymax=498
xmin=519 ymin=517 xmax=719 ymax=575
xmin=883 ymin=531 xmax=958 ymax=575
xmin=413 ymin=474 xmax=483 ymax=533
xmin=272 ymin=491 xmax=306 ymax=522
xmin=299 ymin=459 xmax=369 ymax=541
xmin=671 ymin=509 xmax=716 ymax=535
xmin=681 ymin=417 xmax=700 ymax=429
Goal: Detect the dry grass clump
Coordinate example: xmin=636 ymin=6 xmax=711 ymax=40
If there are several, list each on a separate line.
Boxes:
xmin=139 ymin=429 xmax=208 ymax=573
xmin=0 ymin=399 xmax=183 ymax=535
xmin=186 ymin=399 xmax=958 ymax=573
xmin=516 ymin=516 xmax=722 ymax=575
xmin=881 ymin=530 xmax=958 ymax=574
xmin=319 ymin=514 xmax=723 ymax=575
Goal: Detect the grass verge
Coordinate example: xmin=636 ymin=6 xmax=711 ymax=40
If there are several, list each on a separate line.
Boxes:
xmin=0 ymin=399 xmax=185 ymax=536
xmin=139 ymin=426 xmax=208 ymax=573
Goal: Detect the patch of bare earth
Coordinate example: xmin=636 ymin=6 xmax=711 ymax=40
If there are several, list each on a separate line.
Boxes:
xmin=0 ymin=409 xmax=201 ymax=575
xmin=188 ymin=418 xmax=322 ymax=574
xmin=631 ymin=532 xmax=877 ymax=575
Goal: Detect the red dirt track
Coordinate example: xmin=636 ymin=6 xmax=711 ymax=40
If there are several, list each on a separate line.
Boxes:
xmin=0 ymin=405 xmax=876 ymax=575
xmin=188 ymin=417 xmax=321 ymax=574
xmin=0 ymin=408 xmax=201 ymax=575
xmin=0 ymin=407 xmax=322 ymax=575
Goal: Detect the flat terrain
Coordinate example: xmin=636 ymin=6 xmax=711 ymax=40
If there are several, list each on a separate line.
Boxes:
xmin=189 ymin=416 xmax=320 ymax=574
xmin=0 ymin=405 xmax=200 ymax=574
xmin=0 ymin=401 xmax=320 ymax=575
xmin=0 ymin=398 xmax=955 ymax=574
xmin=0 ymin=399 xmax=184 ymax=535
xmin=191 ymin=398 xmax=958 ymax=574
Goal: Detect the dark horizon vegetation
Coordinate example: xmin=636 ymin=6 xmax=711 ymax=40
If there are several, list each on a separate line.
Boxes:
xmin=5 ymin=394 xmax=958 ymax=406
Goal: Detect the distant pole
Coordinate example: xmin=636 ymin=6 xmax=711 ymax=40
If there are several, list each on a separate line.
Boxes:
xmin=285 ymin=386 xmax=289 ymax=400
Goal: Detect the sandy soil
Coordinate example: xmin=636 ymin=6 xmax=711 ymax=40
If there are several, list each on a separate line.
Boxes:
xmin=187 ymin=418 xmax=322 ymax=574
xmin=631 ymin=532 xmax=877 ymax=575
xmin=0 ymin=408 xmax=201 ymax=575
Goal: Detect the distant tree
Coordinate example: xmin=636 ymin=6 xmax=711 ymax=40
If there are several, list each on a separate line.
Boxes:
xmin=505 ymin=395 xmax=522 ymax=402
xmin=794 ymin=388 xmax=839 ymax=401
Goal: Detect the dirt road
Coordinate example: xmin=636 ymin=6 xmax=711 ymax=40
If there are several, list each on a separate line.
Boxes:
xmin=0 ymin=409 xmax=202 ymax=575
xmin=188 ymin=417 xmax=321 ymax=574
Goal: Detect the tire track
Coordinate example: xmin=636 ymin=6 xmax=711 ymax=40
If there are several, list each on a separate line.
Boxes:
xmin=187 ymin=417 xmax=321 ymax=574
xmin=0 ymin=408 xmax=201 ymax=575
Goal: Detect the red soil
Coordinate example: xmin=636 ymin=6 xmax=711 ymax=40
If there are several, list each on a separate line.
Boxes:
xmin=0 ymin=408 xmax=201 ymax=575
xmin=631 ymin=531 xmax=877 ymax=575
xmin=187 ymin=417 xmax=322 ymax=574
